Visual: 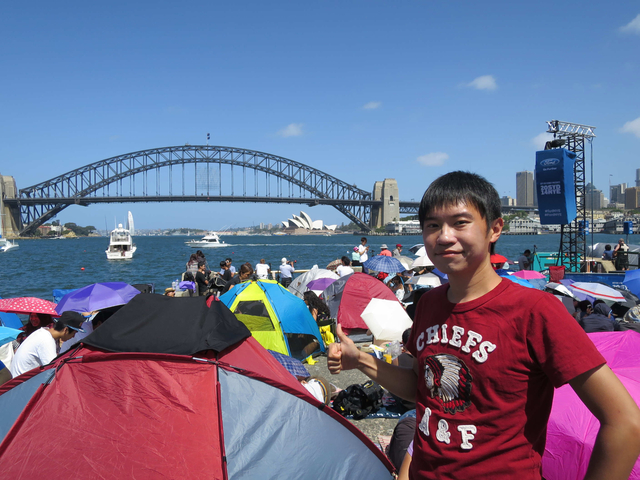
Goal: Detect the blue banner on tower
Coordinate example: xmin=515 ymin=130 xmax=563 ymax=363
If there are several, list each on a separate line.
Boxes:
xmin=535 ymin=148 xmax=577 ymax=225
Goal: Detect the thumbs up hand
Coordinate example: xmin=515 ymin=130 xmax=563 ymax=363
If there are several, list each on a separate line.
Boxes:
xmin=327 ymin=324 xmax=362 ymax=374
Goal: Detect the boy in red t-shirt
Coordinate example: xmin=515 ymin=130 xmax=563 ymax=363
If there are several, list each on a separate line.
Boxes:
xmin=328 ymin=171 xmax=640 ymax=479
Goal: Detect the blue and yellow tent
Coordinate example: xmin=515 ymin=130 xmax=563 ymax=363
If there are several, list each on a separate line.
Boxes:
xmin=219 ymin=280 xmax=325 ymax=360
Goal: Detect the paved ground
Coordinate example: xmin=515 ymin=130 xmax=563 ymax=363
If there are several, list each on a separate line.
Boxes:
xmin=305 ymin=349 xmax=399 ymax=446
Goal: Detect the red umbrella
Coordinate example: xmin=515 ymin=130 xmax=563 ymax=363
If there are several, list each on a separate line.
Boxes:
xmin=490 ymin=254 xmax=508 ymax=264
xmin=0 ymin=297 xmax=59 ymax=316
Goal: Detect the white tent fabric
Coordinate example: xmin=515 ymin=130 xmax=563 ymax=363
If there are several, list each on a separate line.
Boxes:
xmin=360 ymin=298 xmax=413 ymax=342
xmin=288 ymin=266 xmax=339 ymax=299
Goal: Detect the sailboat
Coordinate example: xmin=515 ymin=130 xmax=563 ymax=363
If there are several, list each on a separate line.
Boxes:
xmin=105 ymin=211 xmax=136 ymax=260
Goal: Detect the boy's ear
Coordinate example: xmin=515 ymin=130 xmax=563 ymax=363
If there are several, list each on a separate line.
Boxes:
xmin=489 ymin=217 xmax=504 ymax=243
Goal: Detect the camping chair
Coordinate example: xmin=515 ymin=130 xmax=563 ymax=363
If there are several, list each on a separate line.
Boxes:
xmin=317 ymin=318 xmax=336 ymax=347
xmin=549 ymin=266 xmax=565 ymax=283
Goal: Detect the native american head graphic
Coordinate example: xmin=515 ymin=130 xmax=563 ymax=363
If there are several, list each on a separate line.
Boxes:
xmin=423 ymin=354 xmax=473 ymax=414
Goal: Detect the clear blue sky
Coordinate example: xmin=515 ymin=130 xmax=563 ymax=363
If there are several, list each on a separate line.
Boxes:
xmin=1 ymin=1 xmax=639 ymax=230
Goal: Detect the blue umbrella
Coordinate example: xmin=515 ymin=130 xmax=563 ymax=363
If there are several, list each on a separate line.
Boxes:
xmin=362 ymin=255 xmax=406 ymax=274
xmin=56 ymin=282 xmax=140 ymax=314
xmin=0 ymin=325 xmax=22 ymax=345
xmin=0 ymin=296 xmax=23 ymax=329
xmin=623 ymin=269 xmax=640 ymax=297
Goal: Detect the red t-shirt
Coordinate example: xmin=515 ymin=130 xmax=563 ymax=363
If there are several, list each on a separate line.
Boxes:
xmin=407 ymin=278 xmax=605 ymax=479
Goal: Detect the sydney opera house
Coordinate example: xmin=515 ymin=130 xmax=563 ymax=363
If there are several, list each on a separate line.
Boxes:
xmin=281 ymin=211 xmax=337 ymax=234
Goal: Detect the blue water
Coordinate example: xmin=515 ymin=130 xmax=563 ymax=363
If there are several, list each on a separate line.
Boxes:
xmin=0 ymin=233 xmax=635 ymax=301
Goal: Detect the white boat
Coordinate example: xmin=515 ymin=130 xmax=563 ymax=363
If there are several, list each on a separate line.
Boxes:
xmin=185 ymin=231 xmax=229 ymax=248
xmin=106 ymin=214 xmax=136 ymax=259
xmin=0 ymin=237 xmax=19 ymax=253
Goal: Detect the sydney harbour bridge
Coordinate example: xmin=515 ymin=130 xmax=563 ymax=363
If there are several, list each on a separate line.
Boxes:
xmin=1 ymin=145 xmax=422 ymax=236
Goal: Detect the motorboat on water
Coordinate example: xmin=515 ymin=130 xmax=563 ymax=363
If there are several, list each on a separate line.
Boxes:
xmin=106 ymin=212 xmax=136 ymax=259
xmin=185 ymin=232 xmax=229 ymax=248
xmin=0 ymin=237 xmax=19 ymax=253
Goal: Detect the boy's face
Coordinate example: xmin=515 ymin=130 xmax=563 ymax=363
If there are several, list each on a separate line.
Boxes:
xmin=422 ymin=201 xmax=503 ymax=277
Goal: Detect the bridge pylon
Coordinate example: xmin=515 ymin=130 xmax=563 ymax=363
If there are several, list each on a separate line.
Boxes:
xmin=370 ymin=179 xmax=400 ymax=229
xmin=0 ymin=175 xmax=21 ymax=238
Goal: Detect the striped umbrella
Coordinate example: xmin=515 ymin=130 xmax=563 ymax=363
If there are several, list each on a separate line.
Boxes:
xmin=567 ymin=282 xmax=626 ymax=302
xmin=362 ymin=255 xmax=406 ymax=274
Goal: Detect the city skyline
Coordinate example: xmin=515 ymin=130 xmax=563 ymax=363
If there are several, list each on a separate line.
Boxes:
xmin=1 ymin=2 xmax=639 ymax=230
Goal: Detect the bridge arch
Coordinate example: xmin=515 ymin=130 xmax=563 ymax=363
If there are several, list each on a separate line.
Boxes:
xmin=12 ymin=146 xmax=375 ymax=235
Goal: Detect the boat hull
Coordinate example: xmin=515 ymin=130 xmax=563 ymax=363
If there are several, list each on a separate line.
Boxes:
xmin=106 ymin=246 xmax=137 ymax=260
xmin=184 ymin=241 xmax=228 ymax=248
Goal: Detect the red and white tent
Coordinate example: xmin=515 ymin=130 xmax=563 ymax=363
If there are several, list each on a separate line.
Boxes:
xmin=0 ymin=295 xmax=393 ymax=479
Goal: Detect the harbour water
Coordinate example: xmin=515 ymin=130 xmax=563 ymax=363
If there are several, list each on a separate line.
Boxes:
xmin=0 ymin=233 xmax=635 ymax=301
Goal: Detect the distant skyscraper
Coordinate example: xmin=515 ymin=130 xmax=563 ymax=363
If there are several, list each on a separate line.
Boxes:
xmin=585 ymin=183 xmax=604 ymax=210
xmin=501 ymin=196 xmax=516 ymax=207
xmin=516 ymin=171 xmax=534 ymax=207
xmin=636 ymin=169 xmax=640 ymax=187
xmin=626 ymin=187 xmax=640 ymax=210
xmin=610 ymin=183 xmax=627 ymax=204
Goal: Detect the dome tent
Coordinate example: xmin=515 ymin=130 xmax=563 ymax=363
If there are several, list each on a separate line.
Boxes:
xmin=220 ymin=279 xmax=325 ymax=360
xmin=0 ymin=294 xmax=392 ymax=479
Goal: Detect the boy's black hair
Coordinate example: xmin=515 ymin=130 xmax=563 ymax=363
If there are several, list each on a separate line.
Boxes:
xmin=418 ymin=171 xmax=502 ymax=229
xmin=341 ymin=256 xmax=351 ymax=266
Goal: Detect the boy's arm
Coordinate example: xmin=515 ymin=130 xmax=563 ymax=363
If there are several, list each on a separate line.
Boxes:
xmin=569 ymin=364 xmax=640 ymax=480
xmin=327 ymin=324 xmax=418 ymax=402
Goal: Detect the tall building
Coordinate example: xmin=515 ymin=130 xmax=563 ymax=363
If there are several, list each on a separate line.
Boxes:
xmin=516 ymin=171 xmax=534 ymax=207
xmin=585 ymin=183 xmax=604 ymax=210
xmin=610 ymin=183 xmax=627 ymax=204
xmin=626 ymin=187 xmax=640 ymax=210
xmin=636 ymin=169 xmax=640 ymax=187
xmin=501 ymin=196 xmax=516 ymax=207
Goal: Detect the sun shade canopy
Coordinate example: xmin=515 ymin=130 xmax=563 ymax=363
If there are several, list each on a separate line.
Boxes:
xmin=83 ymin=294 xmax=250 ymax=355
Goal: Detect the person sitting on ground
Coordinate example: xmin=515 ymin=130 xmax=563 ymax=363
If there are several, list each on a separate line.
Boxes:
xmin=10 ymin=311 xmax=85 ymax=378
xmin=336 ymin=256 xmax=354 ymax=277
xmin=195 ymin=261 xmax=209 ymax=295
xmin=602 ymin=244 xmax=613 ymax=261
xmin=227 ymin=258 xmax=237 ymax=276
xmin=17 ymin=313 xmax=54 ymax=344
xmin=219 ymin=257 xmax=236 ymax=276
xmin=255 ymin=258 xmax=271 ymax=280
xmin=224 ymin=262 xmax=254 ymax=293
xmin=351 ymin=246 xmax=361 ymax=266
xmin=580 ymin=302 xmax=615 ymax=333
xmin=387 ymin=275 xmax=406 ymax=301
xmin=279 ymin=258 xmax=296 ymax=288
xmin=178 ymin=272 xmax=197 ymax=296
xmin=219 ymin=260 xmax=233 ymax=283
xmin=303 ymin=291 xmax=331 ymax=323
xmin=379 ymin=244 xmax=392 ymax=257
xmin=328 ymin=170 xmax=640 ymax=480
xmin=393 ymin=244 xmax=403 ymax=257
xmin=574 ymin=299 xmax=593 ymax=321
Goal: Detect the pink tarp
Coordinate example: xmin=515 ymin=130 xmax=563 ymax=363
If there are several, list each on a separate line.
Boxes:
xmin=543 ymin=330 xmax=640 ymax=480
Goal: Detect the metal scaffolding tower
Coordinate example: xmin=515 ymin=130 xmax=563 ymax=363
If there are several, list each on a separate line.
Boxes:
xmin=545 ymin=120 xmax=596 ymax=272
